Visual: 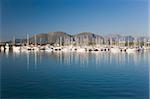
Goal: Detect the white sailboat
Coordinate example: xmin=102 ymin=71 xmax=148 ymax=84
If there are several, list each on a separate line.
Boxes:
xmin=61 ymin=46 xmax=72 ymax=52
xmin=143 ymin=38 xmax=149 ymax=50
xmin=13 ymin=46 xmax=21 ymax=52
xmin=110 ymin=37 xmax=120 ymax=53
xmin=76 ymin=46 xmax=86 ymax=52
xmin=126 ymin=48 xmax=136 ymax=53
xmin=33 ymin=35 xmax=40 ymax=51
xmin=110 ymin=47 xmax=120 ymax=53
xmin=5 ymin=43 xmax=9 ymax=52
xmin=21 ymin=34 xmax=32 ymax=52
xmin=0 ymin=46 xmax=4 ymax=51
xmin=126 ymin=37 xmax=136 ymax=53
xmin=12 ymin=36 xmax=21 ymax=52
xmin=45 ymin=44 xmax=52 ymax=52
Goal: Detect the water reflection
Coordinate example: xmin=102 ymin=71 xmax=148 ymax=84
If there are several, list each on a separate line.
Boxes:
xmin=1 ymin=51 xmax=149 ymax=98
xmin=27 ymin=52 xmax=29 ymax=69
xmin=7 ymin=51 xmax=149 ymax=70
xmin=34 ymin=52 xmax=37 ymax=69
xmin=55 ymin=52 xmax=148 ymax=67
xmin=48 ymin=51 xmax=149 ymax=69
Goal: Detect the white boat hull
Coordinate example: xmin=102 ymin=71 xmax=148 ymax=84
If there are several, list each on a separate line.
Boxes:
xmin=110 ymin=48 xmax=120 ymax=53
xmin=126 ymin=48 xmax=136 ymax=53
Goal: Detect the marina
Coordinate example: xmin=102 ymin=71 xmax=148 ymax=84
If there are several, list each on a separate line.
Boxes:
xmin=1 ymin=33 xmax=149 ymax=99
xmin=1 ymin=33 xmax=150 ymax=53
xmin=1 ymin=44 xmax=149 ymax=53
xmin=1 ymin=0 xmax=149 ymax=98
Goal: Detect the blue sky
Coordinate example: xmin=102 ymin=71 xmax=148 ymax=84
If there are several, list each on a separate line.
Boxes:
xmin=1 ymin=0 xmax=149 ymax=41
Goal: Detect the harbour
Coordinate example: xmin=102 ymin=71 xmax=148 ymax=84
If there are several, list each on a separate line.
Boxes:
xmin=1 ymin=33 xmax=150 ymax=98
xmin=1 ymin=0 xmax=149 ymax=98
xmin=1 ymin=32 xmax=150 ymax=54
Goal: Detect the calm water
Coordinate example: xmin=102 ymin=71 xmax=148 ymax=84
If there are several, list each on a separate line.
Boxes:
xmin=1 ymin=51 xmax=149 ymax=99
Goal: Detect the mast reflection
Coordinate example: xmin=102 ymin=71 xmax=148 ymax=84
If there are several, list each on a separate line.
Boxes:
xmin=51 ymin=51 xmax=149 ymax=69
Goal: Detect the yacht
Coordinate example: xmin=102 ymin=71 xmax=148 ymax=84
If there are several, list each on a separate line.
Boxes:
xmin=33 ymin=35 xmax=40 ymax=51
xmin=33 ymin=46 xmax=40 ymax=51
xmin=126 ymin=37 xmax=136 ymax=53
xmin=5 ymin=43 xmax=9 ymax=52
xmin=45 ymin=45 xmax=52 ymax=52
xmin=61 ymin=46 xmax=72 ymax=52
xmin=0 ymin=46 xmax=4 ymax=51
xmin=126 ymin=48 xmax=136 ymax=53
xmin=110 ymin=47 xmax=120 ymax=53
xmin=76 ymin=46 xmax=86 ymax=52
xmin=53 ymin=46 xmax=62 ymax=51
xmin=12 ymin=46 xmax=21 ymax=52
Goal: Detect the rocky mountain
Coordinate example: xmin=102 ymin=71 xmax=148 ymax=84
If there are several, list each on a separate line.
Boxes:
xmin=74 ymin=32 xmax=103 ymax=38
xmin=29 ymin=32 xmax=104 ymax=45
xmin=48 ymin=31 xmax=71 ymax=45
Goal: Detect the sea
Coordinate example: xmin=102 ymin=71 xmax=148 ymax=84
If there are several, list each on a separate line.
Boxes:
xmin=1 ymin=51 xmax=149 ymax=99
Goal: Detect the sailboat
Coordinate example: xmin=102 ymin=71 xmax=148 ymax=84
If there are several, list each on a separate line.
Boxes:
xmin=110 ymin=47 xmax=120 ymax=53
xmin=12 ymin=46 xmax=21 ymax=52
xmin=142 ymin=38 xmax=148 ymax=50
xmin=12 ymin=36 xmax=21 ymax=52
xmin=76 ymin=46 xmax=86 ymax=52
xmin=5 ymin=43 xmax=9 ymax=52
xmin=33 ymin=34 xmax=40 ymax=51
xmin=0 ymin=46 xmax=4 ymax=51
xmin=21 ymin=34 xmax=32 ymax=52
xmin=110 ymin=37 xmax=120 ymax=53
xmin=62 ymin=37 xmax=72 ymax=52
xmin=126 ymin=37 xmax=136 ymax=53
xmin=45 ymin=44 xmax=52 ymax=52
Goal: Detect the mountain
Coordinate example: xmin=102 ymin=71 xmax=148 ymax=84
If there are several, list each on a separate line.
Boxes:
xmin=48 ymin=31 xmax=71 ymax=44
xmin=5 ymin=32 xmax=149 ymax=45
xmin=73 ymin=32 xmax=104 ymax=45
xmin=30 ymin=33 xmax=48 ymax=44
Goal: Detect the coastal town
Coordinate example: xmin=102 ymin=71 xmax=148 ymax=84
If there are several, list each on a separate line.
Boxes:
xmin=0 ymin=32 xmax=150 ymax=53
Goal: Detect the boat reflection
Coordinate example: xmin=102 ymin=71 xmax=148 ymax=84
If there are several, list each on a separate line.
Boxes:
xmin=6 ymin=50 xmax=149 ymax=70
xmin=49 ymin=51 xmax=149 ymax=68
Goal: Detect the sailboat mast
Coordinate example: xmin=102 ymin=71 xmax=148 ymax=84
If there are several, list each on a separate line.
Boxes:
xmin=134 ymin=37 xmax=136 ymax=47
xmin=34 ymin=35 xmax=37 ymax=46
xmin=27 ymin=34 xmax=29 ymax=46
xmin=13 ymin=36 xmax=15 ymax=45
xmin=144 ymin=38 xmax=146 ymax=47
xmin=128 ymin=37 xmax=129 ymax=47
xmin=60 ymin=37 xmax=62 ymax=46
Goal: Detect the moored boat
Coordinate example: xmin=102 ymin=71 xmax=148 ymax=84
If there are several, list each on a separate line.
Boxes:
xmin=126 ymin=48 xmax=136 ymax=53
xmin=110 ymin=47 xmax=120 ymax=53
xmin=5 ymin=43 xmax=9 ymax=52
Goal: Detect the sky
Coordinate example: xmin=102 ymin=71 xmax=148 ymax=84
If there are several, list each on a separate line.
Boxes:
xmin=1 ymin=0 xmax=149 ymax=41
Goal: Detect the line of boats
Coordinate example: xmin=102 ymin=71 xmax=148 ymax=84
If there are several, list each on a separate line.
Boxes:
xmin=1 ymin=33 xmax=150 ymax=54
xmin=1 ymin=43 xmax=150 ymax=53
